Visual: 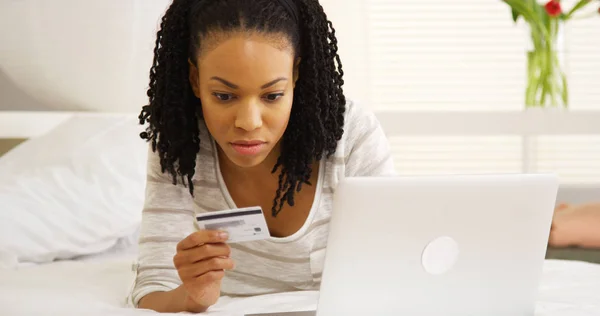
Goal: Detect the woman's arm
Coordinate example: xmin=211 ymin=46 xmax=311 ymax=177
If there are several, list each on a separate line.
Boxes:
xmin=129 ymin=144 xmax=199 ymax=310
xmin=138 ymin=286 xmax=186 ymax=313
xmin=138 ymin=285 xmax=208 ymax=313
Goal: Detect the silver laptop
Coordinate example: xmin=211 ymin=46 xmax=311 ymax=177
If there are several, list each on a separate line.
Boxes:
xmin=248 ymin=174 xmax=558 ymax=316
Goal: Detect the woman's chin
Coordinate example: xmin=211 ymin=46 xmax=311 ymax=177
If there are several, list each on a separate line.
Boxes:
xmin=230 ymin=157 xmax=266 ymax=169
xmin=225 ymin=150 xmax=271 ymax=169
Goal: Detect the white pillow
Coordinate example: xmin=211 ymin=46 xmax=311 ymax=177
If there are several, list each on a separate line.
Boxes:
xmin=0 ymin=114 xmax=147 ymax=267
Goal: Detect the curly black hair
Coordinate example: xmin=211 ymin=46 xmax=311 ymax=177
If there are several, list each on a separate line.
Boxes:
xmin=138 ymin=0 xmax=346 ymax=217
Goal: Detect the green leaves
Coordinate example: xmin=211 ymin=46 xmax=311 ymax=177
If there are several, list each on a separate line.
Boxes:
xmin=506 ymin=0 xmax=596 ymax=22
xmin=503 ymin=0 xmax=551 ymax=39
xmin=512 ymin=7 xmax=521 ymax=22
xmin=565 ymin=0 xmax=593 ymax=19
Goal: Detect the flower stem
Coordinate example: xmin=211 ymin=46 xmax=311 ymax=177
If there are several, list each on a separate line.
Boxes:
xmin=525 ymin=19 xmax=568 ymax=108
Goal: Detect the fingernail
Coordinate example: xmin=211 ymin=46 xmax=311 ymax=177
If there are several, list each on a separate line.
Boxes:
xmin=219 ymin=231 xmax=229 ymax=240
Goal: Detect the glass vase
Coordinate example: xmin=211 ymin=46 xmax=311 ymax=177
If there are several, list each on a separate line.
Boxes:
xmin=525 ymin=21 xmax=568 ymax=108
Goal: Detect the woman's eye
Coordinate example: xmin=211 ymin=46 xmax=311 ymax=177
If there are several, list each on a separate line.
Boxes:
xmin=265 ymin=93 xmax=284 ymax=102
xmin=212 ymin=92 xmax=234 ymax=102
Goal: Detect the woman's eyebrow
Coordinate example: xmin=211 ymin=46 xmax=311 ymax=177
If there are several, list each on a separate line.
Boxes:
xmin=210 ymin=76 xmax=288 ymax=89
xmin=210 ymin=76 xmax=239 ymax=89
xmin=261 ymin=77 xmax=287 ymax=89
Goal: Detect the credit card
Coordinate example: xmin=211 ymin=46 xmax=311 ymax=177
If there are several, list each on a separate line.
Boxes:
xmin=195 ymin=206 xmax=271 ymax=243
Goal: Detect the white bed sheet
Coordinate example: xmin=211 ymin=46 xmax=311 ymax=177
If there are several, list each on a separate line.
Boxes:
xmin=1 ymin=250 xmax=600 ymax=316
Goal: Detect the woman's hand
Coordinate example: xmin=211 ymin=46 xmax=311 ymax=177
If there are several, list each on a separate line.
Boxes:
xmin=174 ymin=230 xmax=235 ymax=312
xmin=549 ymin=202 xmax=600 ymax=249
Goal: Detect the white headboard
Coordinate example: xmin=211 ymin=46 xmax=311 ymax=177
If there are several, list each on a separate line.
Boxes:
xmin=3 ymin=109 xmax=600 ymax=172
xmin=0 ymin=111 xmax=138 ymax=139
xmin=3 ymin=109 xmax=600 ymax=139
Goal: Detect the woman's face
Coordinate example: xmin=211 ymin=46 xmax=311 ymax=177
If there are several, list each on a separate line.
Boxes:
xmin=189 ymin=33 xmax=298 ymax=169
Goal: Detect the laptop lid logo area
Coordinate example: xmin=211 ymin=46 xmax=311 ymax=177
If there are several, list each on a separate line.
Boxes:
xmin=421 ymin=236 xmax=460 ymax=275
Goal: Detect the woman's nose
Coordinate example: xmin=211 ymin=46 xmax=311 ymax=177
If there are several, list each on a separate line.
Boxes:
xmin=234 ymin=101 xmax=263 ymax=131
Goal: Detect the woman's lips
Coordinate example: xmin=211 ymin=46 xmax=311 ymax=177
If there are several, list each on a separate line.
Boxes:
xmin=230 ymin=140 xmax=267 ymax=156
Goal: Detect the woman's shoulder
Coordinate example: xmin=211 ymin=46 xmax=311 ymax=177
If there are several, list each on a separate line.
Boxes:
xmin=340 ymin=99 xmax=386 ymax=152
xmin=333 ymin=98 xmax=396 ymax=177
xmin=342 ymin=99 xmax=381 ymax=137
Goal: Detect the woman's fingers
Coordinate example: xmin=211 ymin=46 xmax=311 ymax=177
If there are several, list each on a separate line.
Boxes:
xmin=179 ymin=257 xmax=235 ymax=279
xmin=177 ymin=230 xmax=229 ymax=251
xmin=174 ymin=243 xmax=231 ymax=268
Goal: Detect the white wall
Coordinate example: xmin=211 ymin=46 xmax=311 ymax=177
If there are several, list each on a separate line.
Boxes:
xmin=0 ymin=0 xmax=362 ymax=113
xmin=0 ymin=0 xmax=170 ymax=112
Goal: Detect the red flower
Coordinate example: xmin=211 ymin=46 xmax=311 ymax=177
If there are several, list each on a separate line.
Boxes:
xmin=544 ymin=0 xmax=562 ymax=17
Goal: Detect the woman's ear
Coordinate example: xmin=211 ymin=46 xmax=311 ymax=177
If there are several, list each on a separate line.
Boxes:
xmin=293 ymin=57 xmax=301 ymax=87
xmin=188 ymin=58 xmax=201 ymax=98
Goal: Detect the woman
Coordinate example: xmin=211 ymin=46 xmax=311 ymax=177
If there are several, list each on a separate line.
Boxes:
xmin=128 ymin=0 xmax=395 ymax=312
